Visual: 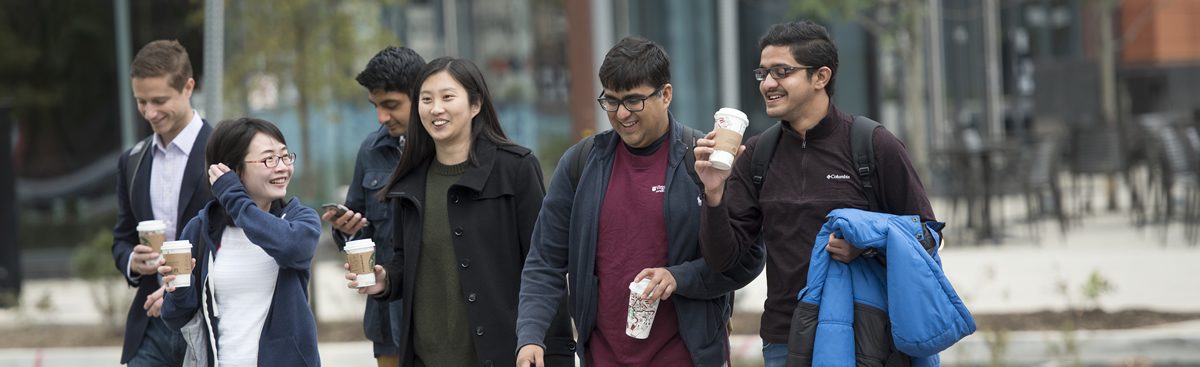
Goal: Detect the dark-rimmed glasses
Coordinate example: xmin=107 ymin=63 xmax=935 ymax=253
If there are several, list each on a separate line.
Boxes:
xmin=596 ymin=85 xmax=665 ymax=112
xmin=245 ymin=152 xmax=297 ymax=168
xmin=753 ymin=65 xmax=815 ymax=81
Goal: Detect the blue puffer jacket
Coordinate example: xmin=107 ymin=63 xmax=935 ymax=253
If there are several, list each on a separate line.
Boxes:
xmin=787 ymin=209 xmax=975 ymax=367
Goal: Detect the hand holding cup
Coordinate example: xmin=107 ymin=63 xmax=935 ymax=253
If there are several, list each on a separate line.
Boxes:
xmin=158 ymin=258 xmax=196 ymax=293
xmin=345 ymin=263 xmax=388 ymax=295
xmin=626 ymin=278 xmax=661 ymax=339
xmin=131 ymin=245 xmax=162 ymax=276
xmin=159 ymin=240 xmax=194 ymax=291
xmin=136 ymin=220 xmax=167 ymax=269
xmin=707 ymin=108 xmax=750 ymax=171
xmin=694 ymin=108 xmax=749 ymax=206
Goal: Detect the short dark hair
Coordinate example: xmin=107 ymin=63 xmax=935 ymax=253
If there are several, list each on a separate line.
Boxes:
xmin=378 ymin=57 xmax=514 ymax=200
xmin=206 ymin=117 xmax=288 ymax=176
xmin=355 ymin=46 xmax=426 ymax=95
xmin=759 ymin=21 xmax=839 ymax=96
xmin=598 ymin=36 xmax=670 ymax=92
xmin=131 ymin=40 xmax=193 ymax=92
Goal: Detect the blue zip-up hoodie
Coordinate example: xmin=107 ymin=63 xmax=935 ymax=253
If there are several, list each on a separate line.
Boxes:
xmin=162 ymin=173 xmax=322 ymax=367
xmin=789 ymin=209 xmax=974 ymax=366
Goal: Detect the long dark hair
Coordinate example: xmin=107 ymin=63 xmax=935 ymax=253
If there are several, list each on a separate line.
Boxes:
xmin=377 ymin=57 xmax=513 ymax=200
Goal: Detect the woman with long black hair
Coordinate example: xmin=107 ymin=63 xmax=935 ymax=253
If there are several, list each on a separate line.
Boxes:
xmin=346 ymin=57 xmax=575 ymax=367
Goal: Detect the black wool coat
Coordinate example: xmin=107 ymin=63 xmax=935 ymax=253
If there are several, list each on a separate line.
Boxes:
xmin=378 ymin=137 xmax=576 ymax=367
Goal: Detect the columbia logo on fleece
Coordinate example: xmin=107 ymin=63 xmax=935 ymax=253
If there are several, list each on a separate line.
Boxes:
xmin=651 ymin=185 xmax=666 ymax=193
xmin=826 ymin=174 xmax=851 ymax=180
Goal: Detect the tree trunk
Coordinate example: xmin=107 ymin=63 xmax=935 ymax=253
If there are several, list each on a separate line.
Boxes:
xmin=292 ymin=14 xmax=318 ymax=322
xmin=901 ymin=0 xmax=931 ymax=179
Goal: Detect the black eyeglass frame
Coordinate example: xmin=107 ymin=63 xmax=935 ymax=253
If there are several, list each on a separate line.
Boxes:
xmin=244 ymin=152 xmax=297 ymax=168
xmin=753 ymin=65 xmax=816 ymax=81
xmin=595 ymin=84 xmax=666 ymax=113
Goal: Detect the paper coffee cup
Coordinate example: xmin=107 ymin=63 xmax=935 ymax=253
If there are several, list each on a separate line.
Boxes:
xmin=137 ymin=220 xmax=167 ymax=266
xmin=710 ymin=108 xmax=749 ymax=171
xmin=345 ymin=239 xmax=376 ymax=287
xmin=626 ymin=278 xmax=660 ymax=339
xmin=161 ymin=240 xmax=193 ymax=288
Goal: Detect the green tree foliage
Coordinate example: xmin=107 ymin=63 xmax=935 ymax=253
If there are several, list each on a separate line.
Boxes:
xmin=789 ymin=0 xmax=932 ymax=175
xmin=221 ymin=0 xmax=403 ymax=198
xmin=71 ymin=228 xmax=126 ymax=331
xmin=0 ymin=1 xmax=119 ymax=177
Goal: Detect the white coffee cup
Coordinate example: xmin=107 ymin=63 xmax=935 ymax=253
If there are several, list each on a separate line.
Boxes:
xmin=161 ymin=240 xmax=193 ymax=288
xmin=710 ymin=108 xmax=749 ymax=170
xmin=626 ymin=278 xmax=660 ymax=339
xmin=345 ymin=239 xmax=376 ymax=287
xmin=137 ymin=220 xmax=167 ymax=266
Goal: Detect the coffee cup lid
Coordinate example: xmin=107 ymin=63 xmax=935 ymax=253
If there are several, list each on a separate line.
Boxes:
xmin=628 ymin=278 xmax=652 ymax=293
xmin=162 ymin=240 xmax=192 ymax=251
xmin=137 ymin=220 xmax=167 ymax=232
xmin=714 ymin=107 xmax=748 ymax=122
xmin=345 ymin=239 xmax=376 ymax=251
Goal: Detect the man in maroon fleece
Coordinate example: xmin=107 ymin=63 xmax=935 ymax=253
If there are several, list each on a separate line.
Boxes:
xmin=517 ymin=37 xmax=760 ymax=367
xmin=693 ymin=21 xmax=938 ymax=367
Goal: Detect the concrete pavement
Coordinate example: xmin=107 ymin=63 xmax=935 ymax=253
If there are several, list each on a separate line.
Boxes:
xmin=0 ymin=342 xmax=377 ymax=367
xmin=2 ymin=194 xmax=1199 ymax=365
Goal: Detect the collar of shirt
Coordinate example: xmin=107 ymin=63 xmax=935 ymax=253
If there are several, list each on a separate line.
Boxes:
xmin=154 ymin=110 xmax=203 ymax=154
xmin=369 ymin=126 xmax=405 ymax=152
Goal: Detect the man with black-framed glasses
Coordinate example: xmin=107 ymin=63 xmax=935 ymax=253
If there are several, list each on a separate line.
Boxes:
xmin=693 ymin=21 xmax=938 ymax=366
xmin=516 ymin=36 xmax=761 ymax=367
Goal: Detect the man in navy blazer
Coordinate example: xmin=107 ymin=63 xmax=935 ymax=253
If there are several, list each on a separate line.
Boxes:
xmin=111 ymin=39 xmax=212 ymax=366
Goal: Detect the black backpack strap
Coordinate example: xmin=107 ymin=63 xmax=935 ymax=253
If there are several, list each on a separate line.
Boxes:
xmin=126 ymin=135 xmax=154 ymax=204
xmin=751 ymin=122 xmax=783 ymax=195
xmin=682 ymin=126 xmax=706 ymax=190
xmin=567 ymin=135 xmax=596 ymax=191
xmin=851 ymin=116 xmax=883 ymax=212
xmin=570 ymin=127 xmax=705 ymax=191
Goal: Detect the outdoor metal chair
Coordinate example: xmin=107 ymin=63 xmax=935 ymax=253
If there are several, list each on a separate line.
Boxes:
xmin=1022 ymin=137 xmax=1068 ymax=242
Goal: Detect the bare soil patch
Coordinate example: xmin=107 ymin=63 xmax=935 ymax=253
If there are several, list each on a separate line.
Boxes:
xmin=971 ymin=309 xmax=1200 ymax=331
xmin=3 ymin=310 xmax=1198 ymax=348
xmin=0 ymin=321 xmax=372 ymax=348
xmin=728 ymin=309 xmax=1200 ymax=335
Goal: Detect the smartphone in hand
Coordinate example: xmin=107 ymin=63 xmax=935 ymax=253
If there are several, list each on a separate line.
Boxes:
xmin=320 ymin=203 xmax=349 ymax=219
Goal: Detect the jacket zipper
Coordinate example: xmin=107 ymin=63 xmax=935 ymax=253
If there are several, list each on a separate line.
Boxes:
xmin=202 ymin=251 xmax=220 ymax=367
xmin=800 ymin=137 xmax=808 ymax=195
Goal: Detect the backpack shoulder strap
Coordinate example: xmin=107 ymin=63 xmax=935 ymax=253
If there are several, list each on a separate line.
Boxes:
xmin=570 ymin=127 xmax=706 ymax=191
xmin=751 ymin=122 xmax=783 ymax=194
xmin=127 ymin=135 xmax=154 ymax=203
xmin=850 ymin=116 xmax=883 ymax=212
xmin=682 ymin=126 xmax=706 ymax=190
xmin=566 ymin=135 xmax=596 ymax=191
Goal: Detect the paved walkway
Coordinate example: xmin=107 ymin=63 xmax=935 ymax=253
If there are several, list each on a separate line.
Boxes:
xmin=3 ymin=194 xmax=1199 ymax=365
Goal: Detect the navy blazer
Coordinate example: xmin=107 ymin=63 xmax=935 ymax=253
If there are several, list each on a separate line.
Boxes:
xmin=111 ymin=121 xmax=212 ymax=363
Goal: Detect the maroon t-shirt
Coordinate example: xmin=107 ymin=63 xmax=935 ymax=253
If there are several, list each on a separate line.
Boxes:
xmin=588 ymin=138 xmax=691 ymax=366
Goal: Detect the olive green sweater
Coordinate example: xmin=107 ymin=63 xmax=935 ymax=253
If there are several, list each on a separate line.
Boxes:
xmin=410 ymin=160 xmax=477 ymax=367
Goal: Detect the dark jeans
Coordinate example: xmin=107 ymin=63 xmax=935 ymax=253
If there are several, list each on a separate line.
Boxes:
xmin=762 ymin=342 xmax=787 ymax=367
xmin=127 ymin=317 xmax=186 ymax=367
